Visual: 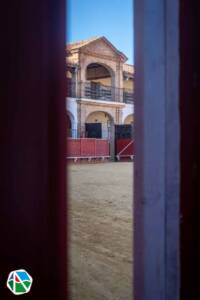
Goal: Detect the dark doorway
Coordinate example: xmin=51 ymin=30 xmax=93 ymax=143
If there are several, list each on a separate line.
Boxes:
xmin=85 ymin=123 xmax=102 ymax=138
xmin=115 ymin=124 xmax=133 ymax=139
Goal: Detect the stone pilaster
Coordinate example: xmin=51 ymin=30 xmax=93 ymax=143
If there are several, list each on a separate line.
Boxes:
xmin=115 ymin=61 xmax=124 ymax=102
xmin=116 ymin=107 xmax=123 ymax=124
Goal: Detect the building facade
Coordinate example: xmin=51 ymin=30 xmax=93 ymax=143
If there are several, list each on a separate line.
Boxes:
xmin=66 ymin=36 xmax=134 ymax=139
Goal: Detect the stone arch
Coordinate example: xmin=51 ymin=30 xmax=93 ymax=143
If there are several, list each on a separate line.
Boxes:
xmin=85 ymin=62 xmax=115 ymax=87
xmin=124 ymin=114 xmax=134 ymax=125
xmin=78 ymin=54 xmax=123 ymax=101
xmin=66 ymin=110 xmax=75 ymax=137
xmin=83 ymin=62 xmax=116 ymax=101
xmin=85 ymin=110 xmax=114 ymax=139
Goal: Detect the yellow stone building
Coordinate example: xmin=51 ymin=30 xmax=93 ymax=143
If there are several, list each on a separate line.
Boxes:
xmin=66 ymin=36 xmax=134 ymax=138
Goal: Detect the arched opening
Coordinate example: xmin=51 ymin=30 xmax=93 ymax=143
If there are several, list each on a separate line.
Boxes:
xmin=124 ymin=114 xmax=134 ymax=125
xmin=66 ymin=111 xmax=74 ymax=137
xmin=66 ymin=66 xmax=76 ymax=97
xmin=123 ymin=114 xmax=134 ymax=138
xmin=85 ymin=111 xmax=114 ymax=139
xmin=66 ymin=114 xmax=72 ymax=137
xmin=85 ymin=63 xmax=114 ymax=101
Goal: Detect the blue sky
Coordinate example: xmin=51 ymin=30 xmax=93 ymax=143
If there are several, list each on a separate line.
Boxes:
xmin=66 ymin=0 xmax=134 ymax=64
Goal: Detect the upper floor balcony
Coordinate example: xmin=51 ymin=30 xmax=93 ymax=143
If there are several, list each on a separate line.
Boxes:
xmin=67 ymin=81 xmax=134 ymax=104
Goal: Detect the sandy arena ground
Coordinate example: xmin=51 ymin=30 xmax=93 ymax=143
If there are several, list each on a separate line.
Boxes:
xmin=68 ymin=162 xmax=133 ymax=300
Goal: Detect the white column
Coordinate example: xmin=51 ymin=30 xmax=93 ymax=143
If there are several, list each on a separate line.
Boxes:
xmin=134 ymin=0 xmax=180 ymax=299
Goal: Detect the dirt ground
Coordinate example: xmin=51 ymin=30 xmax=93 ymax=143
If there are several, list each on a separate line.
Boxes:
xmin=68 ymin=162 xmax=133 ymax=300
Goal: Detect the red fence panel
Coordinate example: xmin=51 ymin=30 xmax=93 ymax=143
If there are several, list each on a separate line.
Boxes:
xmin=80 ymin=139 xmax=96 ymax=157
xmin=67 ymin=139 xmax=81 ymax=157
xmin=96 ymin=139 xmax=109 ymax=156
xmin=67 ymin=138 xmax=110 ymax=158
xmin=116 ymin=139 xmax=134 ymax=156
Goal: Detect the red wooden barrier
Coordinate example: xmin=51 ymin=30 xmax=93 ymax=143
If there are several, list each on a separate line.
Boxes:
xmin=67 ymin=138 xmax=110 ymax=158
xmin=81 ymin=139 xmax=96 ymax=156
xmin=96 ymin=139 xmax=110 ymax=156
xmin=67 ymin=139 xmax=81 ymax=157
xmin=116 ymin=139 xmax=134 ymax=156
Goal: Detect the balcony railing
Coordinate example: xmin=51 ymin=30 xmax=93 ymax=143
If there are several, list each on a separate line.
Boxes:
xmin=67 ymin=81 xmax=134 ymax=103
